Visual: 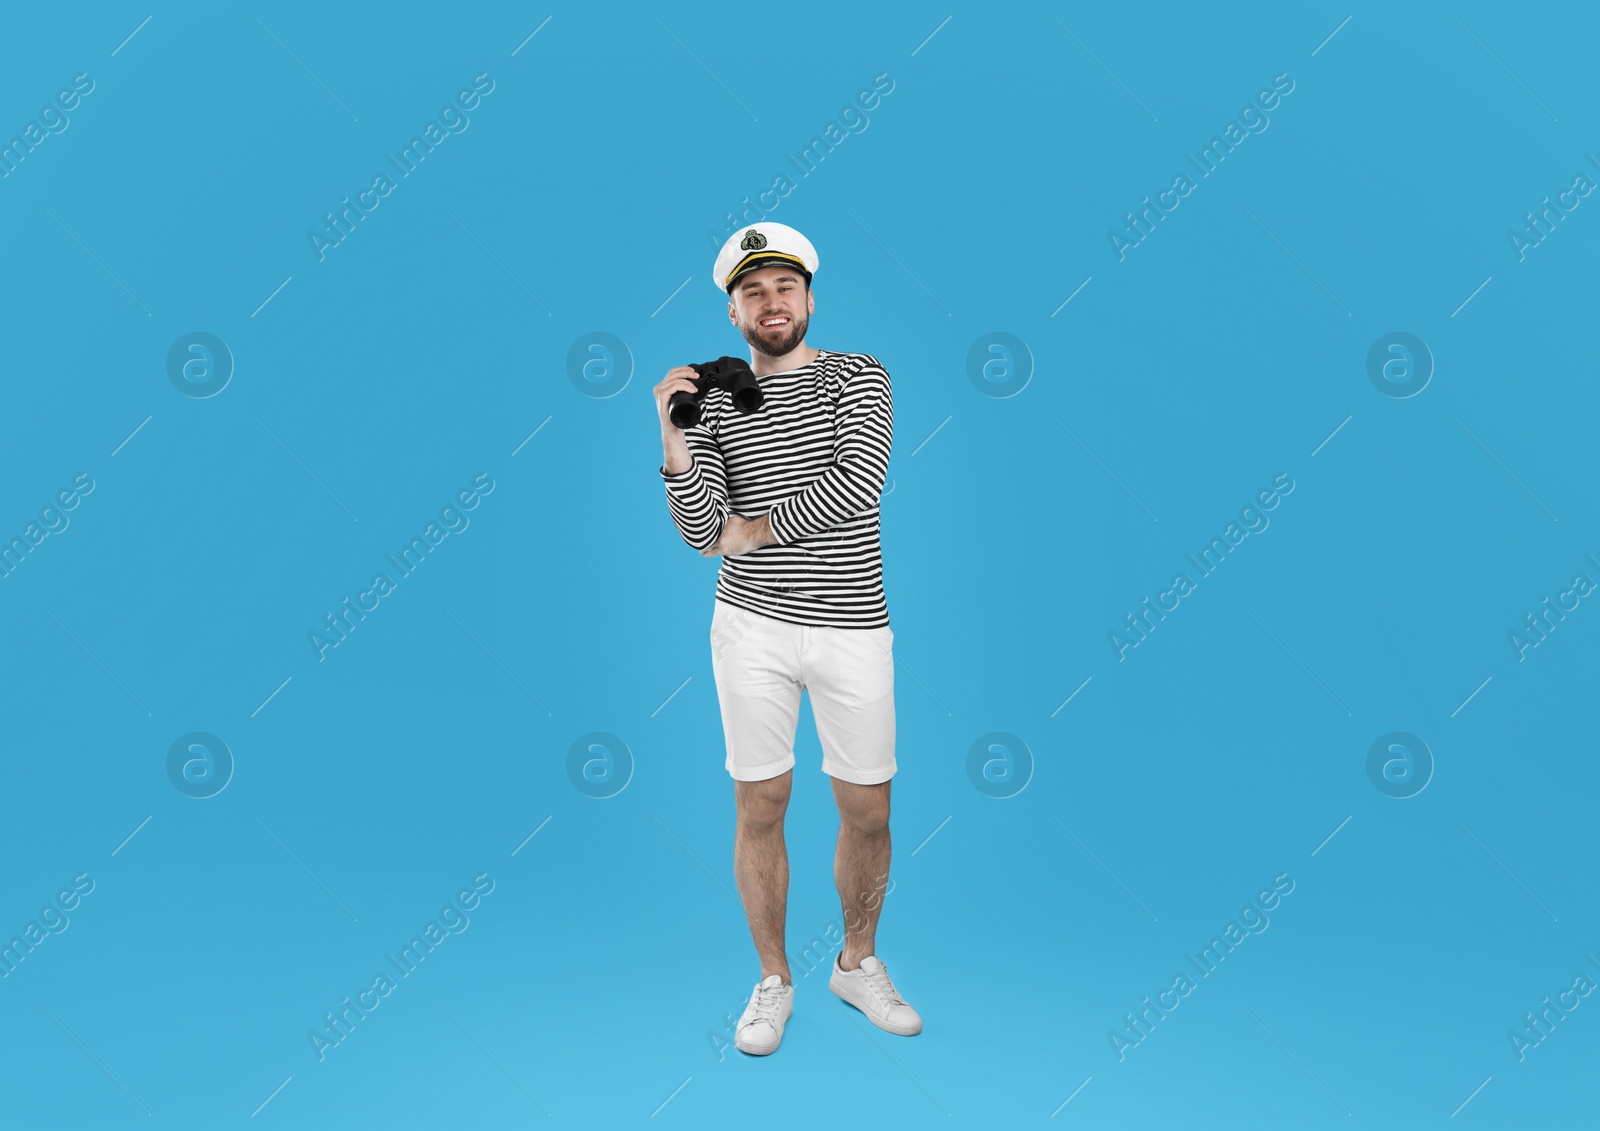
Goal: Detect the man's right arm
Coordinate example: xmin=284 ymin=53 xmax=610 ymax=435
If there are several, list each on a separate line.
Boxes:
xmin=655 ymin=366 xmax=729 ymax=552
xmin=660 ymin=428 xmax=730 ymax=552
xmin=661 ymin=427 xmax=693 ymax=476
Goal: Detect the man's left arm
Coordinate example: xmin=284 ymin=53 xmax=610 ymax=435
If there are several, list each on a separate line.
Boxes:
xmin=702 ymin=357 xmax=893 ymax=558
xmin=700 ymin=512 xmax=776 ymax=557
xmin=766 ymin=357 xmax=893 ymax=545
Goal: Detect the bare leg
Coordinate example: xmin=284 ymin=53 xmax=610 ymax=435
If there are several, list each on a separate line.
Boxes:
xmin=832 ymin=776 xmax=891 ymax=971
xmin=734 ymin=769 xmax=793 ymax=982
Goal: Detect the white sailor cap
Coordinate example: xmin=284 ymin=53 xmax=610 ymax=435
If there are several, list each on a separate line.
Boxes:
xmin=712 ymin=222 xmax=819 ymax=294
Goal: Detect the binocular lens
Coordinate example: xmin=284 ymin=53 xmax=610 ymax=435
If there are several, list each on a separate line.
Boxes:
xmin=668 ymin=355 xmax=763 ymax=430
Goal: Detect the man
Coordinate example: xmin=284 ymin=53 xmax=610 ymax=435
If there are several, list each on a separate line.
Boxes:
xmin=653 ymin=221 xmax=921 ymax=1057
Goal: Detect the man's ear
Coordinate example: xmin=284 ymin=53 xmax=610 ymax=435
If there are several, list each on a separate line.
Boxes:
xmin=728 ymin=298 xmax=737 ymax=324
xmin=806 ymin=288 xmax=815 ymax=315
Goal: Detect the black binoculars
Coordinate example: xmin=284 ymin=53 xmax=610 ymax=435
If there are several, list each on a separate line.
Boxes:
xmin=668 ymin=355 xmax=763 ymax=429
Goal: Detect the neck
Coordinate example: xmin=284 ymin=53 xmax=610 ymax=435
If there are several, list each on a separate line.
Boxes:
xmin=749 ymin=342 xmax=819 ymax=377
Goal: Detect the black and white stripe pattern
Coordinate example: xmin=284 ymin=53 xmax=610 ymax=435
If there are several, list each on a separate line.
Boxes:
xmin=660 ymin=350 xmax=893 ymax=629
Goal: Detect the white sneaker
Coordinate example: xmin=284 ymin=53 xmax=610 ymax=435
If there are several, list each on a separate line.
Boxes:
xmin=830 ymin=953 xmax=922 ymax=1035
xmin=733 ymin=973 xmax=794 ymax=1056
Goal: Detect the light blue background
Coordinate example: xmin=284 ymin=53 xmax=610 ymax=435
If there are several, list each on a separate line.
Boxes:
xmin=2 ymin=1 xmax=1596 ymax=1127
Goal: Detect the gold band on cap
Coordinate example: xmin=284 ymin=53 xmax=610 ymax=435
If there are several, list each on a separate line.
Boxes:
xmin=723 ymin=251 xmax=809 ymax=289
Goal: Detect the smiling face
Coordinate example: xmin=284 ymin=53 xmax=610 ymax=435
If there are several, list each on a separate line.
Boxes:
xmin=728 ymin=266 xmax=814 ymax=357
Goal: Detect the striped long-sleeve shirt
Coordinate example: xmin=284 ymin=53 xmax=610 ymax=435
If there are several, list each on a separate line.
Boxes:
xmin=660 ymin=349 xmax=892 ymax=629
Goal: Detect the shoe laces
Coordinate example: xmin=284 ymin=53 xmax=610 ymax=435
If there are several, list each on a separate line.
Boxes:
xmin=861 ymin=963 xmax=906 ymax=1008
xmin=746 ymin=980 xmax=788 ymax=1026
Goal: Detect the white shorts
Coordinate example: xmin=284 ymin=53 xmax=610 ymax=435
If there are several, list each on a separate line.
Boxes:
xmin=709 ymin=599 xmax=897 ymax=785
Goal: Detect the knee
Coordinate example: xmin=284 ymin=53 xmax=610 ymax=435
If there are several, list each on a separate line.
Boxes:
xmin=736 ymin=779 xmax=790 ymax=832
xmin=738 ymin=802 xmax=787 ymax=834
xmin=839 ymin=796 xmax=889 ymax=835
xmin=834 ymin=777 xmax=890 ymax=834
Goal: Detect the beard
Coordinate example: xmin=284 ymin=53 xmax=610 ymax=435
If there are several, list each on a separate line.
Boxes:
xmin=737 ymin=310 xmax=809 ymax=357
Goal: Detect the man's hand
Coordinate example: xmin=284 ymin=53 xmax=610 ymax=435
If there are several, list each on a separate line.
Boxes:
xmin=655 ymin=366 xmax=701 ymax=476
xmin=654 ymin=366 xmax=702 ymax=435
xmin=702 ymin=514 xmax=776 ymax=557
